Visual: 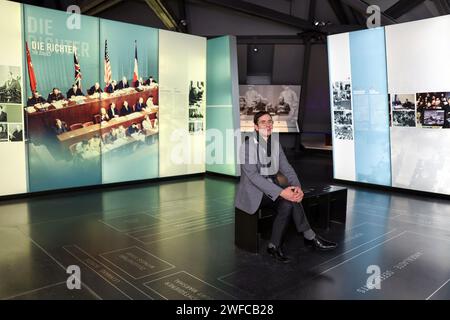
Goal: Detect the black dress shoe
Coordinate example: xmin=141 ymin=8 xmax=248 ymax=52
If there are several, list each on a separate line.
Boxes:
xmin=267 ymin=246 xmax=291 ymax=263
xmin=304 ymin=235 xmax=337 ymax=251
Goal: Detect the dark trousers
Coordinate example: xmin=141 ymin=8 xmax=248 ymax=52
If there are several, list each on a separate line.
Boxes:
xmin=259 ymin=194 xmax=311 ymax=247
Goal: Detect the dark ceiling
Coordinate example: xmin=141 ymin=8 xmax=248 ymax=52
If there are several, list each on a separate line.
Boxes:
xmin=13 ymin=0 xmax=450 ymax=36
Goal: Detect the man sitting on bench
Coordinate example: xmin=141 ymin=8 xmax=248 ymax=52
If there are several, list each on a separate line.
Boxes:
xmin=235 ymin=111 xmax=337 ymax=263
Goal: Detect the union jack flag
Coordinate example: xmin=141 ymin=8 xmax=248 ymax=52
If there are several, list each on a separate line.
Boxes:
xmin=74 ymin=45 xmax=82 ymax=88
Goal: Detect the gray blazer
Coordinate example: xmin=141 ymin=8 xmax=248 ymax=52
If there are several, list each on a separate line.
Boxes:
xmin=234 ymin=132 xmax=301 ymax=214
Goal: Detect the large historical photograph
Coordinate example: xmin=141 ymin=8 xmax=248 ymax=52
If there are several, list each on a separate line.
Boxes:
xmin=239 ymin=85 xmax=301 ymax=132
xmin=0 ymin=65 xmax=21 ymax=104
xmin=188 ymin=80 xmax=205 ymax=134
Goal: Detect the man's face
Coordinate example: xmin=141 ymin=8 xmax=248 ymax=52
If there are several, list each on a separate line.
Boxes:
xmin=139 ymin=97 xmax=144 ymax=104
xmin=255 ymin=114 xmax=273 ymax=138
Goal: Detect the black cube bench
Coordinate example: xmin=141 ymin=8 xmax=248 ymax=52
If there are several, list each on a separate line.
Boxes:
xmin=235 ymin=185 xmax=347 ymax=253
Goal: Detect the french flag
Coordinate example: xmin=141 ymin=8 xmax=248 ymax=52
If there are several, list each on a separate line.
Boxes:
xmin=133 ymin=40 xmax=139 ymax=83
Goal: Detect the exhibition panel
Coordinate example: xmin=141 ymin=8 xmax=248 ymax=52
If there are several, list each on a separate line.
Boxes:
xmin=385 ymin=17 xmax=450 ymax=195
xmin=99 ymin=19 xmax=159 ymax=184
xmin=23 ymin=4 xmax=102 ymax=192
xmin=206 ymin=36 xmax=240 ymax=177
xmin=158 ymin=30 xmax=206 ymax=178
xmin=0 ymin=1 xmax=239 ymax=197
xmin=328 ymin=19 xmax=449 ymax=195
xmin=349 ymin=28 xmax=391 ymax=187
xmin=0 ymin=0 xmax=27 ymax=196
xmin=327 ymin=33 xmax=356 ymax=182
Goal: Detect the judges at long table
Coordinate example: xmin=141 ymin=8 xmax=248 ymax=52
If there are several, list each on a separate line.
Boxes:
xmin=57 ymin=109 xmax=158 ymax=148
xmin=63 ymin=114 xmax=159 ymax=160
xmin=25 ymin=85 xmax=158 ymax=139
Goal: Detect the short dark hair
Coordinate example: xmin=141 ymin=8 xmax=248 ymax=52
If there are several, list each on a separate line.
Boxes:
xmin=253 ymin=111 xmax=271 ymax=125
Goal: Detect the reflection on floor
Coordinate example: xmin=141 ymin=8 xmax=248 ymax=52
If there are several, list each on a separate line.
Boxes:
xmin=0 ymin=151 xmax=449 ymax=300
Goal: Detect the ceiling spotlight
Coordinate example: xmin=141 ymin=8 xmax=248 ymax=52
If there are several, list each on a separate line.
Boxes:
xmin=313 ymin=21 xmax=330 ymax=27
xmin=252 ymin=46 xmax=258 ymax=52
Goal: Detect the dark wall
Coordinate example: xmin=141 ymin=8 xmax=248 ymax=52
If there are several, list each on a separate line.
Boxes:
xmin=87 ymin=0 xmax=333 ymax=135
xmin=238 ymin=42 xmax=331 ymax=133
xmin=303 ymin=44 xmax=331 ymax=133
xmin=94 ymin=1 xmax=166 ymax=29
xmin=272 ymin=44 xmax=304 ymax=85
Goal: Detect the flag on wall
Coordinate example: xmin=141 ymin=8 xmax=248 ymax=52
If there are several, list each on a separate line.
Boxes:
xmin=133 ymin=40 xmax=139 ymax=83
xmin=74 ymin=45 xmax=82 ymax=88
xmin=25 ymin=41 xmax=37 ymax=93
xmin=104 ymin=40 xmax=112 ymax=85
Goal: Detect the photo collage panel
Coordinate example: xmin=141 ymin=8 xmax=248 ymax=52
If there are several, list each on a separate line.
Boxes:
xmin=188 ymin=80 xmax=205 ymax=134
xmin=389 ymin=92 xmax=450 ymax=128
xmin=332 ymin=80 xmax=353 ymax=140
xmin=0 ymin=65 xmax=23 ymax=143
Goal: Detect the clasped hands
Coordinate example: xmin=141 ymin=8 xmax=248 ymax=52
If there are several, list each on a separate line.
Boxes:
xmin=280 ymin=186 xmax=304 ymax=203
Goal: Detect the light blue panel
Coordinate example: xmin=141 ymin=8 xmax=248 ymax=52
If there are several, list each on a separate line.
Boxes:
xmin=206 ymin=36 xmax=239 ymax=176
xmin=349 ymin=28 xmax=391 ymax=186
xmin=24 ymin=4 xmax=102 ymax=192
xmin=99 ymin=19 xmax=158 ymax=83
xmin=99 ymin=19 xmax=159 ymax=184
xmin=23 ymin=5 xmax=100 ymax=99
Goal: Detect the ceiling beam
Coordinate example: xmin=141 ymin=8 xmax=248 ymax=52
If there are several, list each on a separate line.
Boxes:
xmin=178 ymin=0 xmax=189 ymax=33
xmin=197 ymin=0 xmax=362 ymax=34
xmin=197 ymin=0 xmax=322 ymax=32
xmin=143 ymin=0 xmax=181 ymax=31
xmin=81 ymin=0 xmax=106 ymax=13
xmin=442 ymin=0 xmax=450 ymax=13
xmin=81 ymin=0 xmax=123 ymax=15
xmin=385 ymin=0 xmax=426 ymax=19
xmin=327 ymin=0 xmax=350 ymax=25
xmin=235 ymin=35 xmax=325 ymax=45
xmin=348 ymin=6 xmax=366 ymax=26
xmin=308 ymin=0 xmax=316 ymax=21
xmin=339 ymin=0 xmax=398 ymax=25
xmin=432 ymin=0 xmax=450 ymax=15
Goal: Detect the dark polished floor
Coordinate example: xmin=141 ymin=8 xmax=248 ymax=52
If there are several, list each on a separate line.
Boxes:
xmin=0 ymin=150 xmax=449 ymax=300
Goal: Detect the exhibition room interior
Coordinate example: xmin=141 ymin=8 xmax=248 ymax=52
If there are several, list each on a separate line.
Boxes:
xmin=0 ymin=0 xmax=449 ymax=303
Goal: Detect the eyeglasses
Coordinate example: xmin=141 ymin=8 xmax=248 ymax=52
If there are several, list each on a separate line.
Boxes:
xmin=258 ymin=120 xmax=273 ymax=126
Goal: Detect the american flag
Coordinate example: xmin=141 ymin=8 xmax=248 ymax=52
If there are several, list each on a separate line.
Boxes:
xmin=104 ymin=40 xmax=112 ymax=85
xmin=74 ymin=45 xmax=82 ymax=88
